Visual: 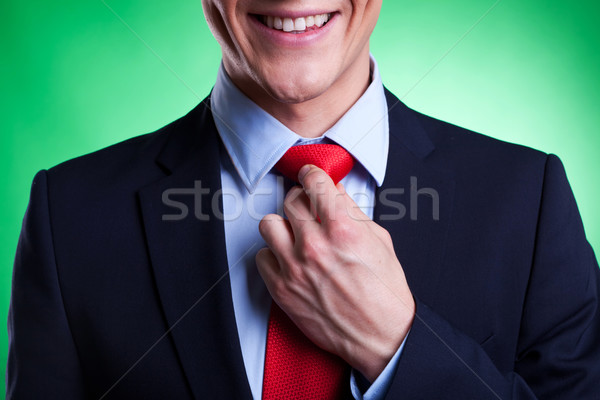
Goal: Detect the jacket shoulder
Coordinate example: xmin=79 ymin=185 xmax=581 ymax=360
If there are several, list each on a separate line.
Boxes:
xmin=45 ymin=100 xmax=212 ymax=188
xmin=410 ymin=108 xmax=550 ymax=178
xmin=48 ymin=120 xmax=171 ymax=182
xmin=421 ymin=111 xmax=545 ymax=160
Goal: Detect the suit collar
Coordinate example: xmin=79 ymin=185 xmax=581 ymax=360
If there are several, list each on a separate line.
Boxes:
xmin=139 ymin=100 xmax=253 ymax=399
xmin=382 ymin=88 xmax=435 ymax=161
xmin=154 ymin=99 xmax=215 ymax=174
xmin=210 ymin=57 xmax=390 ymax=192
xmin=140 ymin=92 xmax=452 ymax=398
xmin=375 ymin=90 xmax=454 ymax=306
xmin=154 ymin=90 xmax=436 ymax=188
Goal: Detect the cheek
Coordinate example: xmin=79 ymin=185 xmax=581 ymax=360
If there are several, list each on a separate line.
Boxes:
xmin=201 ymin=0 xmax=239 ymax=54
xmin=366 ymin=1 xmax=382 ymax=30
xmin=353 ymin=0 xmax=382 ymax=34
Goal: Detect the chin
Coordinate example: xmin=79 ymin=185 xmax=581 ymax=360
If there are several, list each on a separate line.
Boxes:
xmin=266 ymin=84 xmax=324 ymax=104
xmin=260 ymin=67 xmax=334 ymax=105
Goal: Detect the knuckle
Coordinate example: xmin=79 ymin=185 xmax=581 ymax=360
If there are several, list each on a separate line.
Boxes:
xmin=283 ymin=189 xmax=307 ymax=218
xmin=303 ymin=169 xmax=326 ymax=189
xmin=328 ymin=221 xmax=358 ymax=242
xmin=298 ymin=238 xmax=324 ymax=262
xmin=285 ymin=186 xmax=304 ymax=203
xmin=255 ymin=247 xmax=270 ymax=265
xmin=284 ymin=261 xmax=301 ymax=280
xmin=271 ymin=280 xmax=287 ymax=301
xmin=283 ymin=199 xmax=300 ymax=220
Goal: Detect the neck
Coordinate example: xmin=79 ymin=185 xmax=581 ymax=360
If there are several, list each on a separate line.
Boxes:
xmin=226 ymin=48 xmax=371 ymax=139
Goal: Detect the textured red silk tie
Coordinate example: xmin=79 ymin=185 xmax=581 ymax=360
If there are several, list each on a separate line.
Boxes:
xmin=262 ymin=144 xmax=354 ymax=400
xmin=274 ymin=144 xmax=355 ymax=185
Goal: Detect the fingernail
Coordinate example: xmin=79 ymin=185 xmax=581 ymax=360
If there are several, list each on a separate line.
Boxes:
xmin=298 ymin=164 xmax=311 ymax=182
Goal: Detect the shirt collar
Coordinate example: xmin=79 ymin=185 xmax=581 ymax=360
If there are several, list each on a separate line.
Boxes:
xmin=210 ymin=55 xmax=389 ymax=193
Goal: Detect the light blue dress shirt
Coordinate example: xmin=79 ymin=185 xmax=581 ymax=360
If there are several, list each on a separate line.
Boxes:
xmin=210 ymin=55 xmax=406 ymax=400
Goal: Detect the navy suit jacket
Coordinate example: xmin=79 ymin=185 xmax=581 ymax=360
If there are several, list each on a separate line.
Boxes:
xmin=8 ymin=90 xmax=600 ymax=399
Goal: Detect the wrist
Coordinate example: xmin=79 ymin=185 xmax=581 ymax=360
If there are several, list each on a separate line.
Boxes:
xmin=353 ymin=304 xmax=415 ymax=382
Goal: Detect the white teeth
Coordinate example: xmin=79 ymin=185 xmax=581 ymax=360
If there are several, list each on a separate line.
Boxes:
xmin=305 ymin=15 xmax=314 ymax=28
xmin=315 ymin=14 xmax=324 ymax=27
xmin=282 ymin=18 xmax=294 ymax=32
xmin=294 ymin=17 xmax=306 ymax=31
xmin=262 ymin=13 xmax=331 ymax=32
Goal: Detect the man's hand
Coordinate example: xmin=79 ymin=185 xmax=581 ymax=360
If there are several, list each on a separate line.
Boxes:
xmin=256 ymin=165 xmax=415 ymax=382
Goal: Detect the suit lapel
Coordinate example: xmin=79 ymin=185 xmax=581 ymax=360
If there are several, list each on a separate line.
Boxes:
xmin=374 ymin=90 xmax=455 ymax=306
xmin=139 ymin=101 xmax=252 ymax=399
xmin=136 ymin=91 xmax=453 ymax=398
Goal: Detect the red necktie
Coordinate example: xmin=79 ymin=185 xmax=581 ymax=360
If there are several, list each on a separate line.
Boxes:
xmin=274 ymin=144 xmax=354 ymax=185
xmin=262 ymin=144 xmax=355 ymax=400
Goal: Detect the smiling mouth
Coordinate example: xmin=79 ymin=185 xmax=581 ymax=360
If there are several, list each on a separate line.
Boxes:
xmin=254 ymin=13 xmax=333 ymax=33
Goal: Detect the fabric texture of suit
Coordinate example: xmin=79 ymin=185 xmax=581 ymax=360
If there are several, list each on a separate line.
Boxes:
xmin=8 ymin=89 xmax=600 ymax=399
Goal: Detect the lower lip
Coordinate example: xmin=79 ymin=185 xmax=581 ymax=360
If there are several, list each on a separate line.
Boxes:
xmin=249 ymin=13 xmax=338 ymax=47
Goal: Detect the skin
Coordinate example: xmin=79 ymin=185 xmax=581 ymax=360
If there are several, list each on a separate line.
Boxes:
xmin=201 ymin=0 xmax=380 ymax=137
xmin=201 ymin=0 xmax=415 ymax=382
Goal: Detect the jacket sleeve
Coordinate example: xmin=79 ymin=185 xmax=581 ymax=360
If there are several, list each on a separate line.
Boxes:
xmin=383 ymin=155 xmax=600 ymax=399
xmin=7 ymin=170 xmax=86 ymax=398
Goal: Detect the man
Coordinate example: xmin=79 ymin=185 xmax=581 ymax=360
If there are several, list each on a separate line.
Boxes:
xmin=7 ymin=0 xmax=600 ymax=399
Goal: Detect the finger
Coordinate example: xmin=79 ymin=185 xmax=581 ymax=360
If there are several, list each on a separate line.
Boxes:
xmin=337 ymin=184 xmax=371 ymax=222
xmin=258 ymin=214 xmax=294 ymax=259
xmin=298 ymin=165 xmax=346 ymax=224
xmin=283 ymin=186 xmax=319 ymax=235
xmin=255 ymin=247 xmax=281 ymax=292
xmin=336 ymin=185 xmax=391 ymax=242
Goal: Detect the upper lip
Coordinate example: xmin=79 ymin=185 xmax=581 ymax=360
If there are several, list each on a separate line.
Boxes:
xmin=250 ymin=10 xmax=336 ymax=19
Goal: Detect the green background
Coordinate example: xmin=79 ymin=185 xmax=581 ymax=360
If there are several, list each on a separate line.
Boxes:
xmin=1 ymin=0 xmax=598 ymax=395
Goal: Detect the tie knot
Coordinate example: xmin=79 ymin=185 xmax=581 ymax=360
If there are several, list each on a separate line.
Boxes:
xmin=275 ymin=144 xmax=354 ymax=185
